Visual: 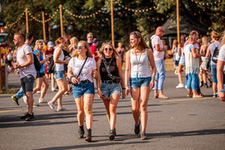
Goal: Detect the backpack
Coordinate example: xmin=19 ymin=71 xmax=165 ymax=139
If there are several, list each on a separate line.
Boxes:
xmin=47 ymin=56 xmax=55 ymax=73
xmin=33 ymin=53 xmax=41 ymax=71
xmin=23 ymin=44 xmax=41 ymax=71
xmin=212 ymin=43 xmax=219 ymax=63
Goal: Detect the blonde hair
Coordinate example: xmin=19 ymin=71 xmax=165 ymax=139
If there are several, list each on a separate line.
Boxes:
xmin=71 ymin=41 xmax=93 ymax=58
xmin=55 ymin=37 xmax=65 ymax=45
xmin=201 ymin=36 xmax=208 ymax=45
xmin=34 ymin=40 xmax=43 ymax=51
xmin=99 ymin=41 xmax=119 ymax=59
xmin=70 ymin=37 xmax=78 ymax=46
xmin=211 ymin=31 xmax=220 ymax=41
xmin=188 ymin=35 xmax=195 ymax=43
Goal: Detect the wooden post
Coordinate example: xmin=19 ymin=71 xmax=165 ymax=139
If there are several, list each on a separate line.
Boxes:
xmin=42 ymin=11 xmax=46 ymax=41
xmin=111 ymin=0 xmax=115 ymax=46
xmin=0 ymin=47 xmax=2 ymax=91
xmin=48 ymin=21 xmax=51 ymax=41
xmin=176 ymin=0 xmax=180 ymax=43
xmin=59 ymin=4 xmax=64 ymax=37
xmin=25 ymin=8 xmax=29 ymax=34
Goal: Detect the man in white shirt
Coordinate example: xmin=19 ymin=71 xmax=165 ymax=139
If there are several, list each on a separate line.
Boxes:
xmin=151 ymin=26 xmax=168 ymax=99
xmin=13 ymin=33 xmax=36 ymax=121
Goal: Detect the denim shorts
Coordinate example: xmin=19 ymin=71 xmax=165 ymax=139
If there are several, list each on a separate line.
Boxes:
xmin=129 ymin=77 xmax=151 ymax=89
xmin=211 ymin=65 xmax=217 ymax=83
xmin=53 ymin=71 xmax=64 ymax=81
xmin=100 ymin=83 xmax=121 ymax=99
xmin=72 ymin=81 xmax=95 ymax=98
xmin=20 ymin=75 xmax=35 ymax=93
xmin=179 ymin=55 xmax=185 ymax=66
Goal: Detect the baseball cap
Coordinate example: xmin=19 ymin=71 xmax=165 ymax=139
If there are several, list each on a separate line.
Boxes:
xmin=47 ymin=41 xmax=54 ymax=48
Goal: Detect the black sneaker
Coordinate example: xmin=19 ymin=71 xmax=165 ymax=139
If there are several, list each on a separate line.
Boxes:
xmin=20 ymin=112 xmax=29 ymax=120
xmin=85 ymin=129 xmax=92 ymax=142
xmin=109 ymin=129 xmax=116 ymax=141
xmin=11 ymin=95 xmax=19 ymax=105
xmin=134 ymin=123 xmax=140 ymax=135
xmin=25 ymin=113 xmax=34 ymax=121
xmin=140 ymin=132 xmax=147 ymax=140
xmin=78 ymin=126 xmax=85 ymax=139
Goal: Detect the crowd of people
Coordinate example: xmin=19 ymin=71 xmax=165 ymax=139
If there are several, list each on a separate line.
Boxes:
xmin=4 ymin=26 xmax=225 ymax=142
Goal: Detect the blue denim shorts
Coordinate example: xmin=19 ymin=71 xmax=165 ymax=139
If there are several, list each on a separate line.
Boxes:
xmin=72 ymin=82 xmax=95 ymax=98
xmin=211 ymin=65 xmax=217 ymax=83
xmin=129 ymin=77 xmax=151 ymax=89
xmin=100 ymin=83 xmax=121 ymax=99
xmin=53 ymin=71 xmax=64 ymax=81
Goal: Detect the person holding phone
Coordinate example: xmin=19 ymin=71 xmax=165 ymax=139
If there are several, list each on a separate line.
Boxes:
xmin=96 ymin=42 xmax=126 ymax=141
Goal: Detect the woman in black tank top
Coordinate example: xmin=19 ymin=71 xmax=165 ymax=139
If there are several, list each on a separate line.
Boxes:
xmin=96 ymin=42 xmax=126 ymax=141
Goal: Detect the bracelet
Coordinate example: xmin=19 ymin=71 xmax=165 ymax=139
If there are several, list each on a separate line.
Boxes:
xmin=152 ymin=77 xmax=158 ymax=82
xmin=219 ymin=89 xmax=225 ymax=93
xmin=122 ymin=90 xmax=125 ymax=93
xmin=122 ymin=87 xmax=125 ymax=90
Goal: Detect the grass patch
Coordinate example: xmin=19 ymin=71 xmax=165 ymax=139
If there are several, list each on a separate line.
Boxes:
xmin=0 ymin=88 xmax=18 ymax=94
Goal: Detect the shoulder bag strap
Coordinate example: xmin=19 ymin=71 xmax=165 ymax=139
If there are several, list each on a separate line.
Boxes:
xmin=102 ymin=58 xmax=114 ymax=79
xmin=75 ymin=57 xmax=88 ymax=78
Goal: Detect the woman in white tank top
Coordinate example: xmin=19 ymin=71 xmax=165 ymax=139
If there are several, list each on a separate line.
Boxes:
xmin=48 ymin=37 xmax=69 ymax=112
xmin=125 ymin=31 xmax=156 ymax=140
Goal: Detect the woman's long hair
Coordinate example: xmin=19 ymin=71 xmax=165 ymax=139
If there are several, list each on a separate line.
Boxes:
xmin=34 ymin=40 xmax=43 ymax=51
xmin=99 ymin=41 xmax=119 ymax=59
xmin=129 ymin=31 xmax=149 ymax=50
xmin=71 ymin=41 xmax=93 ymax=58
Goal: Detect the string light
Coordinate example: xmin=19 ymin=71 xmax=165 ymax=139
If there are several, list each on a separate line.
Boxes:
xmin=191 ymin=0 xmax=221 ymax=6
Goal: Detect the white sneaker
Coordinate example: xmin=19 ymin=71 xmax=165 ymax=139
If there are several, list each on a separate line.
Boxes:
xmin=39 ymin=99 xmax=47 ymax=104
xmin=176 ymin=83 xmax=184 ymax=88
xmin=51 ymin=88 xmax=55 ymax=92
xmin=48 ymin=102 xmax=56 ymax=111
xmin=22 ymin=96 xmax=27 ymax=104
xmin=57 ymin=106 xmax=68 ymax=112
xmin=37 ymin=91 xmax=41 ymax=94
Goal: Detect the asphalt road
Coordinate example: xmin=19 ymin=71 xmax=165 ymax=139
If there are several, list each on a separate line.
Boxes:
xmin=0 ymin=71 xmax=225 ymax=150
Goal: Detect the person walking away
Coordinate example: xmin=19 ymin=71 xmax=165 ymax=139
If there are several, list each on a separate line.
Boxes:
xmin=13 ymin=33 xmax=36 ymax=121
xmin=151 ymin=27 xmax=168 ymax=99
xmin=206 ymin=31 xmax=221 ymax=97
xmin=184 ymin=36 xmax=204 ymax=98
xmin=199 ymin=36 xmax=209 ymax=88
xmin=97 ymin=42 xmax=126 ymax=141
xmin=67 ymin=41 xmax=98 ymax=142
xmin=125 ymin=31 xmax=156 ymax=140
xmin=48 ymin=37 xmax=69 ymax=111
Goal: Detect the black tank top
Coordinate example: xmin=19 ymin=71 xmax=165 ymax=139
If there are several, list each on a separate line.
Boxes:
xmin=100 ymin=57 xmax=119 ymax=81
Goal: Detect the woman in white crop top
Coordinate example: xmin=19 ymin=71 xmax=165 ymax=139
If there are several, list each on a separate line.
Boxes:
xmin=125 ymin=31 xmax=156 ymax=140
xmin=48 ymin=37 xmax=69 ymax=112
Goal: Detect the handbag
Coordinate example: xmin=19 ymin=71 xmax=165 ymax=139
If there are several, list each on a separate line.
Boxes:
xmin=47 ymin=57 xmax=55 ymax=73
xmin=102 ymin=58 xmax=122 ymax=83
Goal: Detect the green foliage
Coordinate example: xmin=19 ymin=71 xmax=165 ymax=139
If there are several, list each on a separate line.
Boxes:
xmin=1 ymin=0 xmax=225 ymax=48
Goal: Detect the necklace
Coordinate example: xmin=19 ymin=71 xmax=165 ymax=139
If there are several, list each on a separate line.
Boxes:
xmin=134 ymin=49 xmax=143 ymax=80
xmin=105 ymin=57 xmax=113 ymax=66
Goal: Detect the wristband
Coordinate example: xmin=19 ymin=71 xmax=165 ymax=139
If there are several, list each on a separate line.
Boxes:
xmin=122 ymin=90 xmax=125 ymax=93
xmin=219 ymin=89 xmax=225 ymax=93
xmin=122 ymin=87 xmax=125 ymax=90
xmin=152 ymin=77 xmax=158 ymax=82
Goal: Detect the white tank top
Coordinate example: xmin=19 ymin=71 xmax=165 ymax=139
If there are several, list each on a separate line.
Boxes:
xmin=130 ymin=48 xmax=151 ymax=78
xmin=53 ymin=48 xmax=64 ymax=71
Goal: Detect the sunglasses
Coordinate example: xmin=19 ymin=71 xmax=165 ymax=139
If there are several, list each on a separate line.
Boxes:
xmin=76 ymin=46 xmax=85 ymax=49
xmin=104 ymin=48 xmax=113 ymax=51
